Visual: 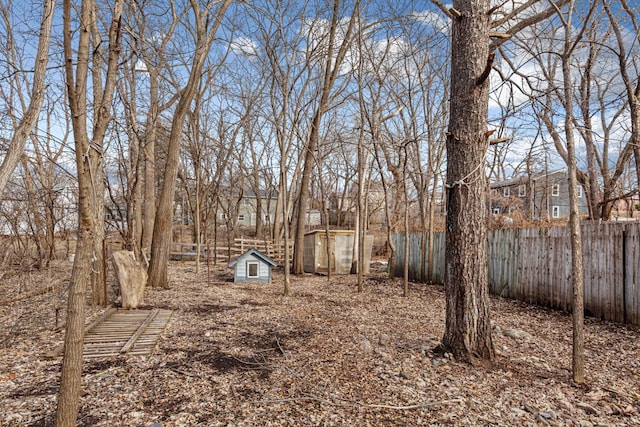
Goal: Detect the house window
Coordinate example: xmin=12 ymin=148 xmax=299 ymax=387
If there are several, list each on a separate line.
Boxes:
xmin=244 ymin=198 xmax=251 ymax=206
xmin=518 ymin=185 xmax=526 ymax=197
xmin=492 ymin=207 xmax=500 ymax=215
xmin=220 ymin=213 xmax=227 ymax=220
xmin=552 ymin=183 xmax=560 ymax=196
xmin=247 ymin=261 xmax=259 ymax=278
xmin=577 ymin=186 xmax=583 ymax=198
xmin=491 ymin=189 xmax=498 ymax=197
xmin=552 ymin=205 xmax=560 ymax=218
xmin=238 ymin=214 xmax=245 ymax=221
xmin=264 ymin=214 xmax=270 ymax=222
xmin=503 ymin=187 xmax=510 ymax=197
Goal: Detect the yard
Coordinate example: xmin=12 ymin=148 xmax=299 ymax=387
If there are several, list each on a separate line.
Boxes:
xmin=1 ymin=261 xmax=639 ymax=426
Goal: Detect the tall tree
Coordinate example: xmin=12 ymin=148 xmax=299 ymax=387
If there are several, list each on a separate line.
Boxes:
xmin=56 ymin=0 xmax=125 ymax=424
xmin=127 ymin=1 xmax=184 ymax=251
xmin=433 ymin=0 xmax=571 ymax=361
xmin=147 ymin=0 xmax=232 ymax=288
xmin=555 ymin=0 xmax=597 ymax=385
xmin=439 ymin=0 xmax=495 ymax=361
xmin=292 ymin=0 xmax=362 ymax=274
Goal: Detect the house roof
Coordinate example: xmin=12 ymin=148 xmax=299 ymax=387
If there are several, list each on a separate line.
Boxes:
xmin=220 ymin=187 xmax=278 ymax=199
xmin=490 ymin=169 xmax=568 ymax=189
xmin=227 ymin=248 xmax=278 ymax=268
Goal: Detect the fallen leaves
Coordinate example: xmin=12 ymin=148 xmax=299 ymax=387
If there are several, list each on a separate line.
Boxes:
xmin=1 ymin=260 xmax=639 ymax=426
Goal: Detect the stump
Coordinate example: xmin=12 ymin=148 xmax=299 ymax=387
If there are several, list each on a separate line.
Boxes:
xmin=111 ymin=250 xmax=147 ymax=309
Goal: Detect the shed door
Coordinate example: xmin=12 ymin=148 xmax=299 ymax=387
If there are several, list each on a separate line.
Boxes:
xmin=316 ymin=233 xmax=329 ymax=272
xmin=335 ymin=234 xmax=354 ymax=274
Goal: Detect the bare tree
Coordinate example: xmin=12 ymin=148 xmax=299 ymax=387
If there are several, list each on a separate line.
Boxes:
xmin=147 ymin=0 xmax=232 ymax=288
xmin=0 ymin=0 xmax=56 ymax=198
xmin=555 ymin=0 xmax=600 ymax=385
xmin=292 ymin=0 xmax=362 ymax=274
xmin=246 ymin=0 xmax=319 ymax=294
xmin=431 ymin=0 xmax=571 ymax=362
xmin=56 ymin=0 xmax=125 ymax=424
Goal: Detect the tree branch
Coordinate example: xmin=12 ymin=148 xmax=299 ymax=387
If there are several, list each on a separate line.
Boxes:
xmin=476 ymin=53 xmax=495 ymax=86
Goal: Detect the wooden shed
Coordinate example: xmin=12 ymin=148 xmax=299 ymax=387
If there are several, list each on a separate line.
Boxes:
xmin=303 ymin=230 xmax=373 ymax=274
xmin=227 ymin=249 xmax=277 ymax=283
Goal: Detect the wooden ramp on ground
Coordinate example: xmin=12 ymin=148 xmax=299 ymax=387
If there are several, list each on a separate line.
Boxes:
xmin=50 ymin=308 xmax=172 ymax=358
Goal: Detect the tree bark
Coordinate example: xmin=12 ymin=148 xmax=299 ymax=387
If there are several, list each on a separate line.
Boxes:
xmin=292 ymin=0 xmax=361 ymax=274
xmin=56 ymin=0 xmax=124 ymax=423
xmin=147 ymin=0 xmax=232 ymax=288
xmin=0 ymin=0 xmax=55 ymax=198
xmin=559 ymin=0 xmax=587 ymax=384
xmin=441 ymin=0 xmax=495 ymax=362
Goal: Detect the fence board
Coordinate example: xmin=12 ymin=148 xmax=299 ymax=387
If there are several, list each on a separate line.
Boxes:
xmin=170 ymin=239 xmax=293 ymax=264
xmin=624 ymin=225 xmax=640 ymax=325
xmin=395 ymin=221 xmax=640 ymax=326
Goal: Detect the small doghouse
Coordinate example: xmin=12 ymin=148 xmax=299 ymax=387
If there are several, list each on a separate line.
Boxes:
xmin=227 ymin=249 xmax=277 ymax=283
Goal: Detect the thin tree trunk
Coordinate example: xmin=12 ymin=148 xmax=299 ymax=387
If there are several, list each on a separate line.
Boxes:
xmin=147 ymin=0 xmax=232 ymax=288
xmin=141 ymin=71 xmax=158 ymax=250
xmin=559 ymin=0 xmax=586 ymax=384
xmin=427 ymin=174 xmax=439 ymax=282
xmin=0 ymin=0 xmax=55 ymax=198
xmin=56 ymin=0 xmax=123 ymax=423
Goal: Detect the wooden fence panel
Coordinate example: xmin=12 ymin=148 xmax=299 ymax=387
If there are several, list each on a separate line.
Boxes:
xmin=409 ymin=233 xmax=422 ymax=280
xmin=488 ymin=228 xmax=518 ymax=298
xmin=612 ymin=224 xmax=625 ymax=323
xmin=395 ymin=221 xmax=640 ymax=326
xmin=170 ymin=239 xmax=293 ymax=265
xmin=624 ymin=225 xmax=640 ymax=325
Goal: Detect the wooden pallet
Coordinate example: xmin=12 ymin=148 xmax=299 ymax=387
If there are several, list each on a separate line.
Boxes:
xmin=50 ymin=308 xmax=172 ymax=358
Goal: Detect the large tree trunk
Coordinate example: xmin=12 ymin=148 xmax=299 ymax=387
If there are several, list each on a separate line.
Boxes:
xmin=441 ymin=0 xmax=495 ymax=362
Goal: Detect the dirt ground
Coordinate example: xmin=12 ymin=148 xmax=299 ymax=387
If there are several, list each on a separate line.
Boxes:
xmin=1 ymin=260 xmax=639 ymax=426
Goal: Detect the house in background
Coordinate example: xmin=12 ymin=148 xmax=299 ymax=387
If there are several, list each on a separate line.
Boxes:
xmin=227 ymin=248 xmax=277 ymax=283
xmin=328 ymin=182 xmax=387 ymax=227
xmin=490 ymin=169 xmax=589 ymax=220
xmin=217 ymin=188 xmax=279 ymax=228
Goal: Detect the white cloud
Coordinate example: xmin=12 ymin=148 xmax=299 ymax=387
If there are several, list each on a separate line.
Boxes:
xmin=230 ymin=36 xmax=258 ymax=57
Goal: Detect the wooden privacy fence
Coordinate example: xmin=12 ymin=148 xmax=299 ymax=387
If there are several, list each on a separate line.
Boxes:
xmin=170 ymin=238 xmax=293 ymax=264
xmin=393 ymin=221 xmax=640 ymax=326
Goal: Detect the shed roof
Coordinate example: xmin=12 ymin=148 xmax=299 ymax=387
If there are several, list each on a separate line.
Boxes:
xmin=227 ymin=248 xmax=278 ymax=268
xmin=304 ymin=229 xmax=355 ymax=236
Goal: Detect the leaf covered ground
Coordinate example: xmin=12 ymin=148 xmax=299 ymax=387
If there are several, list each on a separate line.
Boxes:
xmin=1 ymin=260 xmax=639 ymax=426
